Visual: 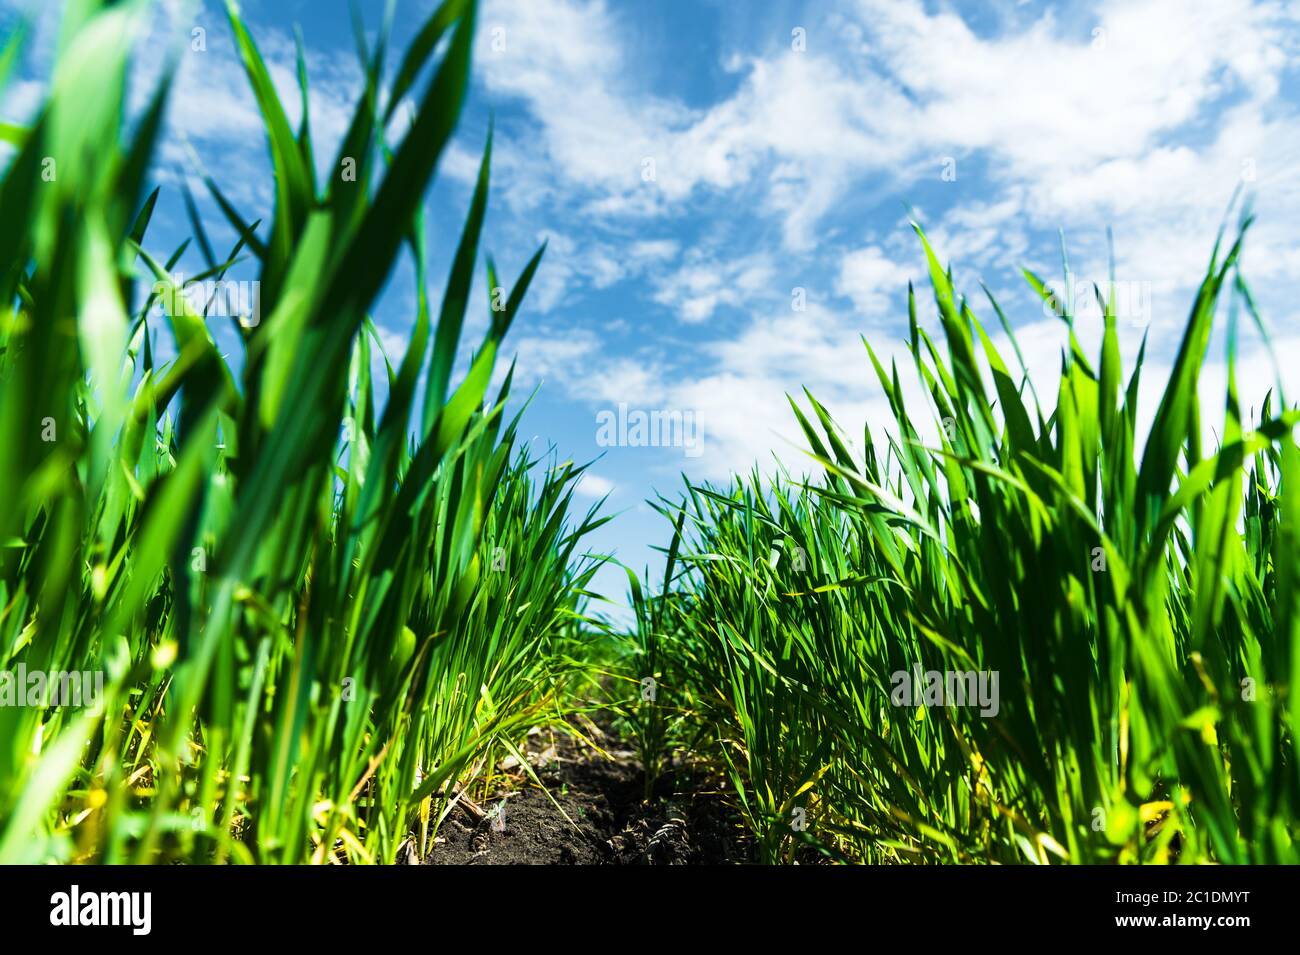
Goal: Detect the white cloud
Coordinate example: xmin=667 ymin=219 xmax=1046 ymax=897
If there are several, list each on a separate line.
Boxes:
xmin=476 ymin=0 xmax=1297 ymax=260
xmin=858 ymin=0 xmax=1300 ymax=294
xmin=628 ymin=238 xmax=679 ymax=263
xmin=837 ymin=245 xmax=914 ymax=318
xmin=473 ymin=0 xmax=1300 ymax=476
xmin=647 ymin=300 xmax=926 ymax=480
xmin=0 ymin=79 xmax=44 ymax=123
xmin=476 ymin=0 xmax=917 ymax=246
xmin=477 ymin=0 xmax=686 ymax=204
xmin=505 ymin=228 xmax=686 ymax=314
xmin=651 ymin=248 xmax=774 ymax=323
xmin=500 ymin=328 xmax=667 ymax=407
xmin=574 ymin=471 xmax=615 ymax=498
xmin=856 ymin=0 xmax=1287 ymax=176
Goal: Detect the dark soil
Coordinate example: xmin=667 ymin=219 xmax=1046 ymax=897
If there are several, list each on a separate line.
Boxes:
xmin=421 ymin=721 xmax=750 ymax=865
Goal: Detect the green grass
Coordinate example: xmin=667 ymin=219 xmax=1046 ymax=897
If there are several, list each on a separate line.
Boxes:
xmin=4 ymin=0 xmax=1296 ymax=867
xmin=631 ymin=215 xmax=1300 ymax=864
xmin=0 ymin=0 xmax=611 ymax=864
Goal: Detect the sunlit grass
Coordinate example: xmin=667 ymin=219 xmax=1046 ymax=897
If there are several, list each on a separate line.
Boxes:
xmin=0 ymin=0 xmax=609 ymax=864
xmin=6 ymin=0 xmax=1294 ymax=868
xmin=634 ymin=214 xmax=1300 ymax=864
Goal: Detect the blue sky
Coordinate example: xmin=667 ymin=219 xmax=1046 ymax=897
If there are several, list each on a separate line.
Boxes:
xmin=4 ymin=0 xmax=1300 ymax=622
